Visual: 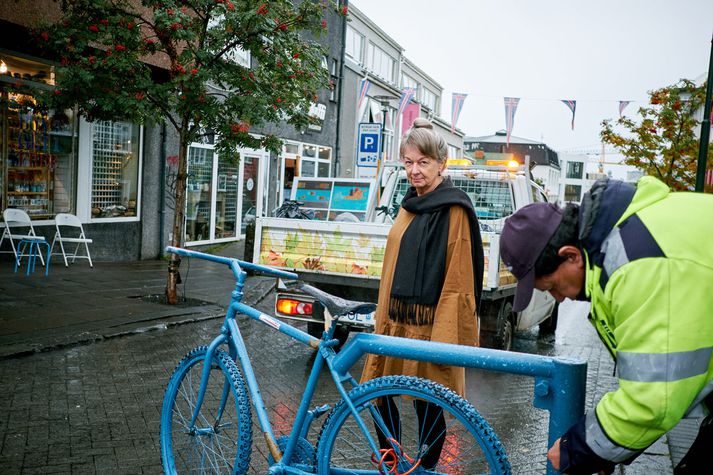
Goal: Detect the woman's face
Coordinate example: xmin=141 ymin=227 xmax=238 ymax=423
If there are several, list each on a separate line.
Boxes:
xmin=402 ymin=145 xmax=445 ymax=196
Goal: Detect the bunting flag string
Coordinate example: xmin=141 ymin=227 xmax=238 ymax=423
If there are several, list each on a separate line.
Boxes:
xmin=618 ymin=100 xmax=632 ymax=118
xmin=561 ymin=100 xmax=577 ymax=130
xmin=503 ymin=97 xmax=520 ymax=147
xmin=357 ymin=77 xmax=370 ymax=110
xmin=450 ymin=93 xmax=468 ymax=134
xmin=397 ymin=88 xmax=416 ymax=118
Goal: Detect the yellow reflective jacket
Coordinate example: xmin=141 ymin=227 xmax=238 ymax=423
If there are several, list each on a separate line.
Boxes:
xmin=580 ymin=176 xmax=713 ymax=461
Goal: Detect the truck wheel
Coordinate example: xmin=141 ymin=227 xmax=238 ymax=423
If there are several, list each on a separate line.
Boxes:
xmin=307 ymin=323 xmax=350 ymax=351
xmin=538 ymin=302 xmax=559 ymax=334
xmin=480 ymin=300 xmax=514 ymax=351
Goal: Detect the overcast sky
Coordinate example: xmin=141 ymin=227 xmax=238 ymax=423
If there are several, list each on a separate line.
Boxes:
xmin=351 ymin=0 xmax=713 ymax=153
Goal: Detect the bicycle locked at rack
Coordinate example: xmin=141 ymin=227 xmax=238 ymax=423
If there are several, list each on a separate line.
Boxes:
xmin=160 ymin=246 xmax=511 ymax=474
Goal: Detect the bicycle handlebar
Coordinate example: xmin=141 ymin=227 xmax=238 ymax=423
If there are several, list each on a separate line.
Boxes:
xmin=165 ymin=246 xmax=298 ymax=280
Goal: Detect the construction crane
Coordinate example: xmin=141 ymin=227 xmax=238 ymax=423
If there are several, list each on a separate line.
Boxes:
xmin=559 ymin=143 xmax=626 ymax=173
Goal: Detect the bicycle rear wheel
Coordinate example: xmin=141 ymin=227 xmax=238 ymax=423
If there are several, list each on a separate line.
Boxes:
xmin=160 ymin=346 xmax=252 ymax=474
xmin=316 ymin=375 xmax=510 ymax=474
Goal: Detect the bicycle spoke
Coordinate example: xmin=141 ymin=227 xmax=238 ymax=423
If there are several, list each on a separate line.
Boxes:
xmin=317 ymin=376 xmax=510 ymax=475
xmin=161 ymin=347 xmax=252 ymax=474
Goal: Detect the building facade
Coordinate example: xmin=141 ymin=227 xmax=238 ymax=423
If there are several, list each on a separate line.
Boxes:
xmin=338 ymin=4 xmax=462 ymax=181
xmin=0 ymin=1 xmax=346 ymax=259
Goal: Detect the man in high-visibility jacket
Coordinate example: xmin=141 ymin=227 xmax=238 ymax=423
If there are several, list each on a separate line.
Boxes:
xmin=500 ymin=176 xmax=713 ymax=474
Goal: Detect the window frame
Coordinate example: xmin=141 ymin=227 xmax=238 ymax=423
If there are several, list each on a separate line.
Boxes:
xmin=77 ymin=119 xmax=143 ymax=223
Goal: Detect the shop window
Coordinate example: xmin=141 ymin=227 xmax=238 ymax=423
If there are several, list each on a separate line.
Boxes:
xmin=186 ymin=145 xmax=214 ymax=242
xmin=2 ymin=86 xmax=77 ymax=220
xmin=566 ymin=161 xmax=583 ymax=179
xmin=300 ymin=144 xmax=331 ymax=178
xmin=564 ymin=184 xmax=582 ymax=203
xmin=89 ymin=121 xmax=141 ymax=219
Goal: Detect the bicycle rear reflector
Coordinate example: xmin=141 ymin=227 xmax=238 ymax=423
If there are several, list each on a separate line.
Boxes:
xmin=276 ymin=297 xmax=313 ymax=316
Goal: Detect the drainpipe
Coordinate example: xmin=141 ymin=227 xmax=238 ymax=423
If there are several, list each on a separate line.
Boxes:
xmin=695 ymin=32 xmax=712 ymax=192
xmin=333 ymin=0 xmax=348 ymax=177
xmin=159 ymin=122 xmax=167 ymax=257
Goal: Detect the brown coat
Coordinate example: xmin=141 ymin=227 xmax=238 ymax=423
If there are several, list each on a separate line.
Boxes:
xmin=360 ymin=205 xmax=479 ymax=397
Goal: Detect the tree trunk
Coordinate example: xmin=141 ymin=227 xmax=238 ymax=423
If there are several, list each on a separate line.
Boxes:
xmin=166 ymin=133 xmax=189 ymax=304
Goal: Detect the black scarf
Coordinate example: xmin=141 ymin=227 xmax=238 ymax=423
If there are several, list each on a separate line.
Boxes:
xmin=389 ymin=177 xmax=484 ymax=325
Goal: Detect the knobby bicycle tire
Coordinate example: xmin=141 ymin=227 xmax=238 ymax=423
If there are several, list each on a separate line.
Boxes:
xmin=316 ymin=375 xmax=510 ymax=474
xmin=160 ymin=346 xmax=252 ymax=474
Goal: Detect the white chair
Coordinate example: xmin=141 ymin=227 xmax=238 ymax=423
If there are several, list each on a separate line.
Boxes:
xmin=1 ymin=209 xmax=46 ymax=267
xmin=50 ymin=213 xmax=93 ymax=267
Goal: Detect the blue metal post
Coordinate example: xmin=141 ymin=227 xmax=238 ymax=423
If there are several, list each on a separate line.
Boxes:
xmin=334 ymin=333 xmax=587 ymax=474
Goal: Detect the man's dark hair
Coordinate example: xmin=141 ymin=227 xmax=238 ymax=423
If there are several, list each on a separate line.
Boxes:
xmin=534 ymin=203 xmax=580 ymax=276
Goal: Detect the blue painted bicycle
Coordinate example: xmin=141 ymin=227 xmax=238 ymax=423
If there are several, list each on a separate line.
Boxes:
xmin=160 ymin=247 xmax=510 ymax=474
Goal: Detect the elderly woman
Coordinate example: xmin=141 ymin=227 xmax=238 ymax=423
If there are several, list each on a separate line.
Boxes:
xmin=360 ymin=118 xmax=484 ymax=468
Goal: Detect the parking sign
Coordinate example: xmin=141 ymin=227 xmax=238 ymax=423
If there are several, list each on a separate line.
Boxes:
xmin=357 ymin=122 xmax=381 ymax=168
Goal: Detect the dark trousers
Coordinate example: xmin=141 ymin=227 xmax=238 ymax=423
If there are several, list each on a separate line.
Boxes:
xmin=374 ymin=396 xmax=446 ymax=470
xmin=673 ymin=412 xmax=713 ymax=474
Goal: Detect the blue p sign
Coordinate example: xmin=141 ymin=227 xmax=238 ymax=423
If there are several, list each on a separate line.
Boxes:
xmin=360 ymin=133 xmax=379 ymax=153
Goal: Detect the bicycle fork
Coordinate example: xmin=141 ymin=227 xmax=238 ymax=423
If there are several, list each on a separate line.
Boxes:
xmin=322 ymin=347 xmax=413 ymax=474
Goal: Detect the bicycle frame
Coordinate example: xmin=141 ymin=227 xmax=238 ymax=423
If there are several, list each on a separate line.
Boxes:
xmin=166 ymin=246 xmax=587 ymax=475
xmin=167 ymin=246 xmax=386 ymax=474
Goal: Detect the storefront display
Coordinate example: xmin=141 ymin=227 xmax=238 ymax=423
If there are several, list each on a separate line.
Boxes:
xmin=4 ymin=93 xmax=54 ymax=217
xmin=1 ymin=53 xmax=76 ymax=220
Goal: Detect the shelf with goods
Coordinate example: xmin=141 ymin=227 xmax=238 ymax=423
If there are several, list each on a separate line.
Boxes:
xmin=2 ymin=92 xmax=55 ymax=218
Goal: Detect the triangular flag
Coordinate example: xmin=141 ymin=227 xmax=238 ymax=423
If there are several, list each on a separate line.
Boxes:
xmin=357 ymin=77 xmax=370 ymax=110
xmin=561 ymin=100 xmax=577 ymax=130
xmin=503 ymin=97 xmax=520 ymax=147
xmin=451 ymin=93 xmax=467 ymax=134
xmin=618 ymin=100 xmax=631 ymax=118
xmin=397 ymin=88 xmax=416 ymax=118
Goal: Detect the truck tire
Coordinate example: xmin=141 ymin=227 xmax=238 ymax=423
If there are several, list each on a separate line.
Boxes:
xmin=538 ymin=302 xmax=559 ymax=334
xmin=479 ymin=299 xmax=514 ymax=351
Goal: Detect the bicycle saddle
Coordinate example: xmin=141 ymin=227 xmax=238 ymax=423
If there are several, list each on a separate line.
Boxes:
xmin=290 ymin=282 xmax=377 ymax=317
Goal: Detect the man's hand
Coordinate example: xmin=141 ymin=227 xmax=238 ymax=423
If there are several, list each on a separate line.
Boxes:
xmin=548 ymin=437 xmax=607 ymax=474
xmin=548 ymin=438 xmax=562 ymax=471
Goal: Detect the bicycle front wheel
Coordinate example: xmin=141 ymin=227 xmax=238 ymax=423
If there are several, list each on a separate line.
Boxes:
xmin=160 ymin=346 xmax=252 ymax=474
xmin=316 ymin=375 xmax=510 ymax=474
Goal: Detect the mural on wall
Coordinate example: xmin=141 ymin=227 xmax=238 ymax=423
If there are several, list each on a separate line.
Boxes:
xmin=258 ymin=225 xmax=385 ymax=277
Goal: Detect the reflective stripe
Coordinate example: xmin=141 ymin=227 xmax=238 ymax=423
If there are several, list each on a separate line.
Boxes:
xmin=598 ymin=214 xmax=665 ymax=289
xmin=601 ymin=228 xmax=628 ymax=283
xmin=618 ymin=347 xmax=713 ymax=383
xmin=585 ymin=411 xmax=640 ymax=462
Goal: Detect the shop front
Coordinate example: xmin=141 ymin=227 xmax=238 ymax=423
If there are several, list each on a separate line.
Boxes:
xmin=279 ymin=140 xmax=333 ymax=204
xmin=1 ymin=51 xmax=147 ymax=261
xmin=185 ymin=138 xmax=268 ymax=246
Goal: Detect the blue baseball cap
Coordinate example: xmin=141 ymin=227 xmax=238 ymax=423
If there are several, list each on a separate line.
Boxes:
xmin=500 ymin=203 xmax=564 ymax=312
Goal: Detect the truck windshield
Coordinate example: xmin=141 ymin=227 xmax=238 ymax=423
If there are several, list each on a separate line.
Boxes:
xmin=390 ymin=177 xmax=514 ymax=222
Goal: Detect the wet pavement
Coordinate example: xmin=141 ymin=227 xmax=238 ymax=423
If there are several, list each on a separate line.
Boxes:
xmin=0 ymin=242 xmax=697 ymax=474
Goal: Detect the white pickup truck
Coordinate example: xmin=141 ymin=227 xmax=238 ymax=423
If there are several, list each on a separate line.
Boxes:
xmin=252 ymin=163 xmax=557 ymax=350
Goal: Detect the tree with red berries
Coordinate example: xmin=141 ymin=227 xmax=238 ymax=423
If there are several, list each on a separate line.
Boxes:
xmin=601 ymin=79 xmax=712 ymax=192
xmin=38 ymin=0 xmax=343 ymax=303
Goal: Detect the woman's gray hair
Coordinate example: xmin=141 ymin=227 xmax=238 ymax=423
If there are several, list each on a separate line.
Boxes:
xmin=399 ymin=118 xmax=448 ymax=163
